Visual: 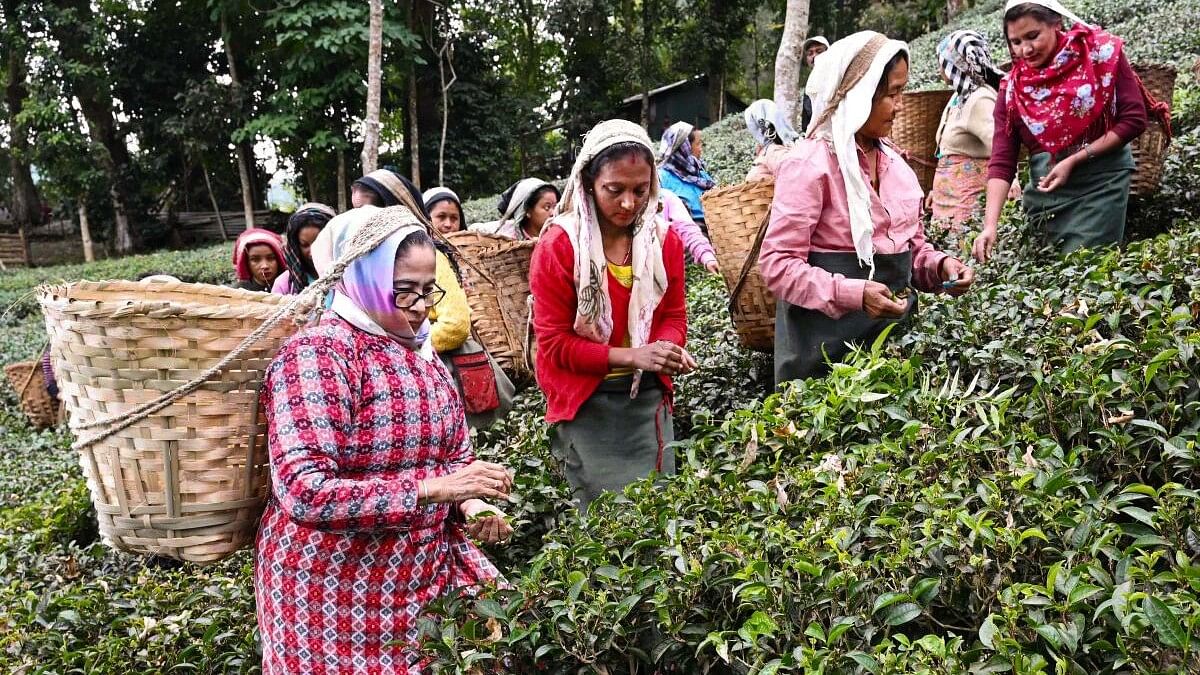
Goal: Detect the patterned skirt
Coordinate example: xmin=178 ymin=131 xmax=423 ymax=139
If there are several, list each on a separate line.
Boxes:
xmin=930 ymin=154 xmax=987 ymax=230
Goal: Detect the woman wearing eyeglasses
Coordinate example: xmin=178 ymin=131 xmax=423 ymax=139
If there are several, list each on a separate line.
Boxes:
xmin=255 ymin=205 xmax=513 ymax=674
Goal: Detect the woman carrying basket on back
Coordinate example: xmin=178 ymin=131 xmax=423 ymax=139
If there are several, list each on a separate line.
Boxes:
xmin=530 ymin=119 xmax=693 ymax=511
xmin=255 ymin=205 xmax=512 ymax=674
xmin=973 ymin=0 xmax=1170 ymax=261
xmin=759 ymin=31 xmax=977 ymax=385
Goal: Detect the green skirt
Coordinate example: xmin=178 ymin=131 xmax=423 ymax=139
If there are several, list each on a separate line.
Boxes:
xmin=1024 ymin=144 xmax=1134 ymax=254
xmin=551 ymin=373 xmax=674 ymax=511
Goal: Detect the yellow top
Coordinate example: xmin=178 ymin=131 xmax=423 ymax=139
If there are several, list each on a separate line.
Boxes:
xmin=430 ymin=251 xmax=471 ymax=353
xmin=605 ymin=262 xmax=635 ymax=379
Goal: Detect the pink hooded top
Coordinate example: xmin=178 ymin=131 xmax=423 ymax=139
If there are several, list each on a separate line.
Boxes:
xmin=233 ymin=228 xmax=287 ymax=284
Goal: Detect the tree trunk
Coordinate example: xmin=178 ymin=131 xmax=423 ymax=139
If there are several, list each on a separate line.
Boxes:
xmin=201 ymin=160 xmax=230 ymax=242
xmin=434 ymin=34 xmax=456 ymax=187
xmin=408 ymin=69 xmax=421 ymax=188
xmin=221 ymin=14 xmax=256 ymax=230
xmin=947 ymin=0 xmax=968 ymax=19
xmin=406 ymin=0 xmax=421 ymax=187
xmin=1 ymin=0 xmax=43 ymax=230
xmin=337 ymin=148 xmax=349 ymax=212
xmin=234 ymin=142 xmax=255 ymax=224
xmin=304 ymin=159 xmax=321 ymax=205
xmin=640 ymin=0 xmax=653 ymax=128
xmin=362 ymin=0 xmax=383 ymax=175
xmin=774 ymin=0 xmax=811 ymax=128
xmin=78 ymin=200 xmax=95 ymax=262
xmin=706 ymin=71 xmax=724 ymax=124
xmin=48 ymin=0 xmax=137 ymax=253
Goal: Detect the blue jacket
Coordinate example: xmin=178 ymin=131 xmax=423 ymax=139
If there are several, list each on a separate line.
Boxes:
xmin=658 ymin=168 xmax=714 ymax=223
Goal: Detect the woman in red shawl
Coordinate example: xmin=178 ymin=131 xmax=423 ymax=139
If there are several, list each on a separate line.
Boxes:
xmin=974 ymin=0 xmax=1170 ymax=261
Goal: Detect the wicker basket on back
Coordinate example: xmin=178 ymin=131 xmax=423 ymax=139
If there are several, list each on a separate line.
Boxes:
xmin=700 ymin=179 xmax=777 ymax=353
xmin=39 ymin=280 xmax=297 ymax=563
xmin=891 ymin=89 xmax=953 ymax=193
xmin=1130 ymin=63 xmax=1176 ymax=197
xmin=445 ymin=231 xmax=536 ymax=383
xmin=5 ymin=360 xmax=60 ymax=429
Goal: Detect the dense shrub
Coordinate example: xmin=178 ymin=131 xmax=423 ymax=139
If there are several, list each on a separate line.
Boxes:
xmin=2 ymin=8 xmax=1200 ymax=673
xmin=419 ymin=212 xmax=1200 ymax=675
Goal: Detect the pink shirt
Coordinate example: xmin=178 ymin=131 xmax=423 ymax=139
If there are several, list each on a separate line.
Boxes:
xmin=760 ymin=139 xmax=948 ymax=320
xmin=745 ymin=144 xmax=790 ymax=181
xmin=660 ymin=189 xmax=717 ymax=267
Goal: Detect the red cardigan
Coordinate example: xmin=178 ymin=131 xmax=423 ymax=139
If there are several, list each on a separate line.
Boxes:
xmin=529 ymin=222 xmax=688 ymax=423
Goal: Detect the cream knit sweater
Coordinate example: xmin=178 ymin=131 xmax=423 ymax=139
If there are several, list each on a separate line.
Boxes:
xmin=935 ymin=87 xmax=997 ymax=160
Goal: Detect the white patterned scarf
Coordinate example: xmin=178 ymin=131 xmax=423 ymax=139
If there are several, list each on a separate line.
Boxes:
xmin=805 ymin=30 xmax=908 ymax=278
xmin=556 ymin=119 xmax=669 ymax=397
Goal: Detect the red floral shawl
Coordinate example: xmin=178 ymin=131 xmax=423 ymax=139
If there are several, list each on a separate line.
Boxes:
xmin=1004 ymin=25 xmax=1123 ymax=154
xmin=1005 ymin=24 xmax=1172 ymax=154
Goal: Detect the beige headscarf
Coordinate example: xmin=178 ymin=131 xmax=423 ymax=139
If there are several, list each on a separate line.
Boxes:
xmin=805 ymin=30 xmax=908 ymax=278
xmin=1003 ymin=0 xmax=1089 ymax=26
xmin=557 ymin=119 xmax=669 ymax=397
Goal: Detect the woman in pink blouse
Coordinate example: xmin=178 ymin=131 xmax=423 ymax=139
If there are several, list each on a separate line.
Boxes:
xmin=759 ymin=31 xmax=976 ymax=384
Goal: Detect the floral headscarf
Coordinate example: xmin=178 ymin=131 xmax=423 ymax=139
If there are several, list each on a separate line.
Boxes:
xmin=1002 ymin=0 xmax=1171 ymax=154
xmin=309 ymin=205 xmax=434 ymax=359
xmin=658 ymin=121 xmax=715 ymax=190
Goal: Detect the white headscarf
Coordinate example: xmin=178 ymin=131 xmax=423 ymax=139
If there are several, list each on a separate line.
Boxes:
xmin=743 ymin=99 xmax=800 ymax=147
xmin=557 ymin=119 xmax=669 ymax=397
xmin=805 ymin=30 xmax=908 ymax=277
xmin=469 ymin=177 xmax=556 ymax=240
xmin=802 ymin=36 xmax=831 ymax=53
xmin=1003 ymin=0 xmax=1089 ymax=27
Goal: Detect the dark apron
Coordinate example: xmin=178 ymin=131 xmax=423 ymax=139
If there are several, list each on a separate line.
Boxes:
xmin=774 ymin=250 xmax=917 ymax=385
xmin=1025 ymin=144 xmax=1134 ymax=254
xmin=551 ymin=372 xmax=673 ymax=512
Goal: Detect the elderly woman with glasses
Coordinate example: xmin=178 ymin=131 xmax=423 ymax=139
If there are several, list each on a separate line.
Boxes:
xmin=254 ymin=205 xmax=514 ymax=674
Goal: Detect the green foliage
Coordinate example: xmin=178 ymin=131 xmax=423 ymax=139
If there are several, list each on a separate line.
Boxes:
xmin=420 ymin=215 xmax=1200 ymax=673
xmin=0 ymin=244 xmax=231 ymax=320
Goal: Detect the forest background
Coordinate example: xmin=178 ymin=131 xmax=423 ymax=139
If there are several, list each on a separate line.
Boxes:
xmin=0 ymin=0 xmax=969 ymax=260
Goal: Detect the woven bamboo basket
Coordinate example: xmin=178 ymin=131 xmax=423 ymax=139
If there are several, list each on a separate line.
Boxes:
xmin=1130 ymin=63 xmax=1176 ymax=197
xmin=445 ymin=231 xmax=537 ymax=383
xmin=891 ymin=89 xmax=953 ymax=193
xmin=5 ymin=360 xmax=60 ymax=429
xmin=700 ymin=179 xmax=777 ymax=353
xmin=38 ymin=280 xmax=299 ymax=563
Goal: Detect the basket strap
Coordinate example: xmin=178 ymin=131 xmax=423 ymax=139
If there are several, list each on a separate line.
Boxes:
xmin=17 ymin=339 xmax=49 ymax=399
xmin=728 ymin=209 xmax=774 ymax=314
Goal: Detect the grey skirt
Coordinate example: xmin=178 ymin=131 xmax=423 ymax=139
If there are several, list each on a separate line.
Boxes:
xmin=551 ymin=373 xmax=674 ymax=511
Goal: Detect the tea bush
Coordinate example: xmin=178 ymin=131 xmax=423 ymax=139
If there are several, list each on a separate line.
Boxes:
xmin=419 ymin=214 xmax=1200 ymax=675
xmin=3 ymin=12 xmax=1200 ymax=672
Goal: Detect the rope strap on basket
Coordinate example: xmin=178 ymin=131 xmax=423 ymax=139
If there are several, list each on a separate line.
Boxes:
xmin=68 ymin=206 xmax=424 ymax=452
xmin=729 ymin=210 xmax=774 ymax=313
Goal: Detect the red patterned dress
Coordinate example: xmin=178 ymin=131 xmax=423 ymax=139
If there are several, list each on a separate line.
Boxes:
xmin=255 ymin=314 xmax=501 ymax=674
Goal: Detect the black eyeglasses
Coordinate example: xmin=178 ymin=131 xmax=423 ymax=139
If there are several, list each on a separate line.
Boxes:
xmin=392 ymin=284 xmax=446 ymax=310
